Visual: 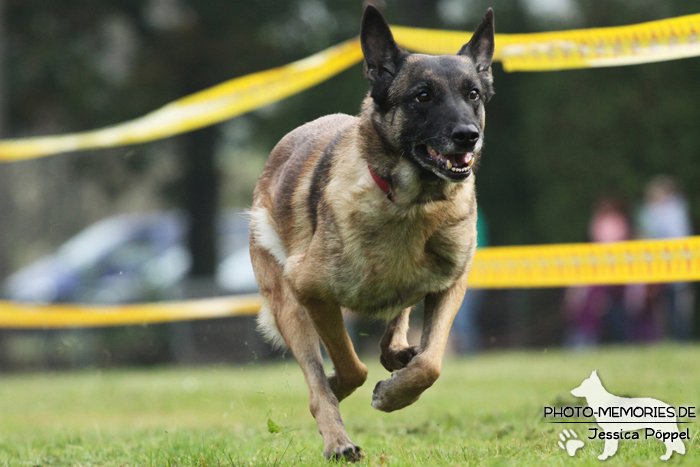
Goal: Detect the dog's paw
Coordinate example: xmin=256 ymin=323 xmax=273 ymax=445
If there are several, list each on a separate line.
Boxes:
xmin=371 ymin=375 xmax=421 ymax=412
xmin=380 ymin=345 xmax=419 ymax=372
xmin=557 ymin=429 xmax=584 ymax=457
xmin=325 ymin=443 xmax=362 ymax=463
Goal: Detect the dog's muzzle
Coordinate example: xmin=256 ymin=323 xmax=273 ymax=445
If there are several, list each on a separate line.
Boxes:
xmin=412 ymin=143 xmax=476 ymax=181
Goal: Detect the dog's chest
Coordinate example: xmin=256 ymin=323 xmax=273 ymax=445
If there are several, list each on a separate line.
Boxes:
xmin=329 ymin=206 xmax=474 ymax=315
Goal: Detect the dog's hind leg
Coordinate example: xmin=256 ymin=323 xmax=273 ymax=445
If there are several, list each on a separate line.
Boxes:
xmin=671 ymin=437 xmax=686 ymax=458
xmin=661 ymin=431 xmax=686 ymax=460
xmin=380 ymin=308 xmax=419 ymax=372
xmin=372 ymin=272 xmax=468 ymax=412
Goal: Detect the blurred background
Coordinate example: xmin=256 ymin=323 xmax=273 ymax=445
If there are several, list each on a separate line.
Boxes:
xmin=0 ymin=0 xmax=698 ymax=371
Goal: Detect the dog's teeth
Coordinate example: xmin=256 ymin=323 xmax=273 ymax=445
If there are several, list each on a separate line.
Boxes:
xmin=449 ymin=164 xmax=470 ymax=173
xmin=450 ymin=166 xmax=471 ymax=173
xmin=446 ymin=160 xmax=452 ymax=170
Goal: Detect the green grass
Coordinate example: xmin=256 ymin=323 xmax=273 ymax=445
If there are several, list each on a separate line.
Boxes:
xmin=1 ymin=345 xmax=698 ymax=466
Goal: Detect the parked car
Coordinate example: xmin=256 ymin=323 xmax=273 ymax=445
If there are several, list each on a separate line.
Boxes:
xmin=1 ymin=210 xmax=258 ymax=303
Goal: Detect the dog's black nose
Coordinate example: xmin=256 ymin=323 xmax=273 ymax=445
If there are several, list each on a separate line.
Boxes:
xmin=451 ymin=124 xmax=480 ymax=146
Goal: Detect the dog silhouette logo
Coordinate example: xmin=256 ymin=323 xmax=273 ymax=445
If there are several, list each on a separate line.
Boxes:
xmin=570 ymin=370 xmax=686 ymax=461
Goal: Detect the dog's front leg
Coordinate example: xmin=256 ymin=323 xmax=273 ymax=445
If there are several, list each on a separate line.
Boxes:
xmin=300 ymin=298 xmax=369 ymax=402
xmin=598 ymin=436 xmax=618 ymax=460
xmin=380 ymin=308 xmax=419 ymax=371
xmin=295 ymin=298 xmax=367 ymax=461
xmin=372 ymin=272 xmax=469 ymax=412
xmin=276 ymin=293 xmax=364 ymax=461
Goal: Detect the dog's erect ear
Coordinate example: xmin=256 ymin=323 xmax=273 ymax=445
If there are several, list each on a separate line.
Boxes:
xmin=458 ymin=8 xmax=495 ymax=101
xmin=458 ymin=8 xmax=495 ymax=70
xmin=361 ymin=5 xmax=405 ymax=107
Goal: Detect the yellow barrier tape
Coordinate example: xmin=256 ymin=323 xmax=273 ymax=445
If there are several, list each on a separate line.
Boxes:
xmin=469 ymin=236 xmax=700 ymax=289
xmin=0 ymin=39 xmax=364 ymax=162
xmin=393 ymin=13 xmax=700 ymax=71
xmin=1 ymin=14 xmax=700 ymax=161
xmin=1 ymin=238 xmax=699 ymax=329
xmin=0 ymin=294 xmax=261 ymax=329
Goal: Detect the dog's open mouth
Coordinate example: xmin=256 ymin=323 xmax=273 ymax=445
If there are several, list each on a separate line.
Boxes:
xmin=417 ymin=145 xmax=475 ymax=180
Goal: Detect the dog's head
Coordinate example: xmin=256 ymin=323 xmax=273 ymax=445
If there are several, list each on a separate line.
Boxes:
xmin=360 ymin=5 xmax=494 ymax=182
xmin=571 ymin=370 xmax=602 ymax=398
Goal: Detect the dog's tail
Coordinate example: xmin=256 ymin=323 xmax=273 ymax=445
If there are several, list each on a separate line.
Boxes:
xmin=257 ymin=297 xmax=288 ymax=351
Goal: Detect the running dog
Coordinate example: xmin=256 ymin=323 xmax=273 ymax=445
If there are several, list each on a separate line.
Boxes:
xmin=250 ymin=5 xmax=495 ymax=461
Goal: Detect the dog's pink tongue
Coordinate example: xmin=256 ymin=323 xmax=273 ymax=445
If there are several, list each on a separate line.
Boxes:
xmin=450 ymin=153 xmax=472 ymax=166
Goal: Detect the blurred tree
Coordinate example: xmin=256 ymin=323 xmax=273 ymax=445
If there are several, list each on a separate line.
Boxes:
xmin=0 ymin=0 xmax=8 ymax=278
xmin=114 ymin=0 xmax=300 ymax=282
xmin=5 ymin=0 xmax=368 ymax=284
xmin=509 ymin=0 xmax=700 ymax=245
xmin=0 ymin=0 xmax=8 ymax=369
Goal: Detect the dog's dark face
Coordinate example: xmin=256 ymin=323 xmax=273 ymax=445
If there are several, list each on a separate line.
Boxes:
xmin=361 ymin=6 xmax=495 ymax=182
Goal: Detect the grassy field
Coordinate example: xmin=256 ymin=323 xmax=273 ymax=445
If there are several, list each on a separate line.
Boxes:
xmin=0 ymin=345 xmax=698 ymax=466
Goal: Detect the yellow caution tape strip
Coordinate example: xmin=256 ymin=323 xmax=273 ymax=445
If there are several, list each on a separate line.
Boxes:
xmin=2 ymin=14 xmax=700 ymax=161
xmin=0 ymin=39 xmax=364 ymax=162
xmin=0 ymin=294 xmax=262 ymax=329
xmin=1 ymin=237 xmax=699 ymax=329
xmin=393 ymin=13 xmax=700 ymax=71
xmin=469 ymin=236 xmax=700 ymax=289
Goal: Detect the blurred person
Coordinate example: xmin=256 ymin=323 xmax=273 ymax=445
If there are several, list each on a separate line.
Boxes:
xmin=588 ymin=197 xmax=630 ymax=244
xmin=639 ymin=176 xmax=692 ymax=240
xmin=564 ymin=196 xmax=633 ymax=347
xmin=624 ymin=282 xmax=664 ymax=343
xmin=637 ymin=176 xmax=694 ymax=341
xmin=451 ymin=208 xmax=488 ymax=353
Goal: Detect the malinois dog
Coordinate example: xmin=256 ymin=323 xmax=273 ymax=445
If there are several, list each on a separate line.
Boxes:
xmin=250 ymin=5 xmax=494 ymax=461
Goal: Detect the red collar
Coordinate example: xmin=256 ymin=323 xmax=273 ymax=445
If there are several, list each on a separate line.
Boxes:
xmin=368 ymin=164 xmax=395 ymax=202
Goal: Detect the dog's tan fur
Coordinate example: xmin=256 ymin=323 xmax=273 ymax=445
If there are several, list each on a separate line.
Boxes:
xmin=249 ymin=6 xmax=494 ymax=461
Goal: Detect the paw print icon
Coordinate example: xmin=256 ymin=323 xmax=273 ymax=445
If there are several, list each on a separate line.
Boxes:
xmin=558 ymin=429 xmax=584 ymax=457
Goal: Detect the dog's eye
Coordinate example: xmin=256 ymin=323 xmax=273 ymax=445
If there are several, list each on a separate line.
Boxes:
xmin=415 ymin=91 xmax=431 ymax=103
xmin=469 ymin=89 xmax=479 ymax=100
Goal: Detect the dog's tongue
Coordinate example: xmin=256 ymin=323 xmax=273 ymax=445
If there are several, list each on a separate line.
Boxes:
xmin=449 ymin=152 xmax=473 ymax=166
